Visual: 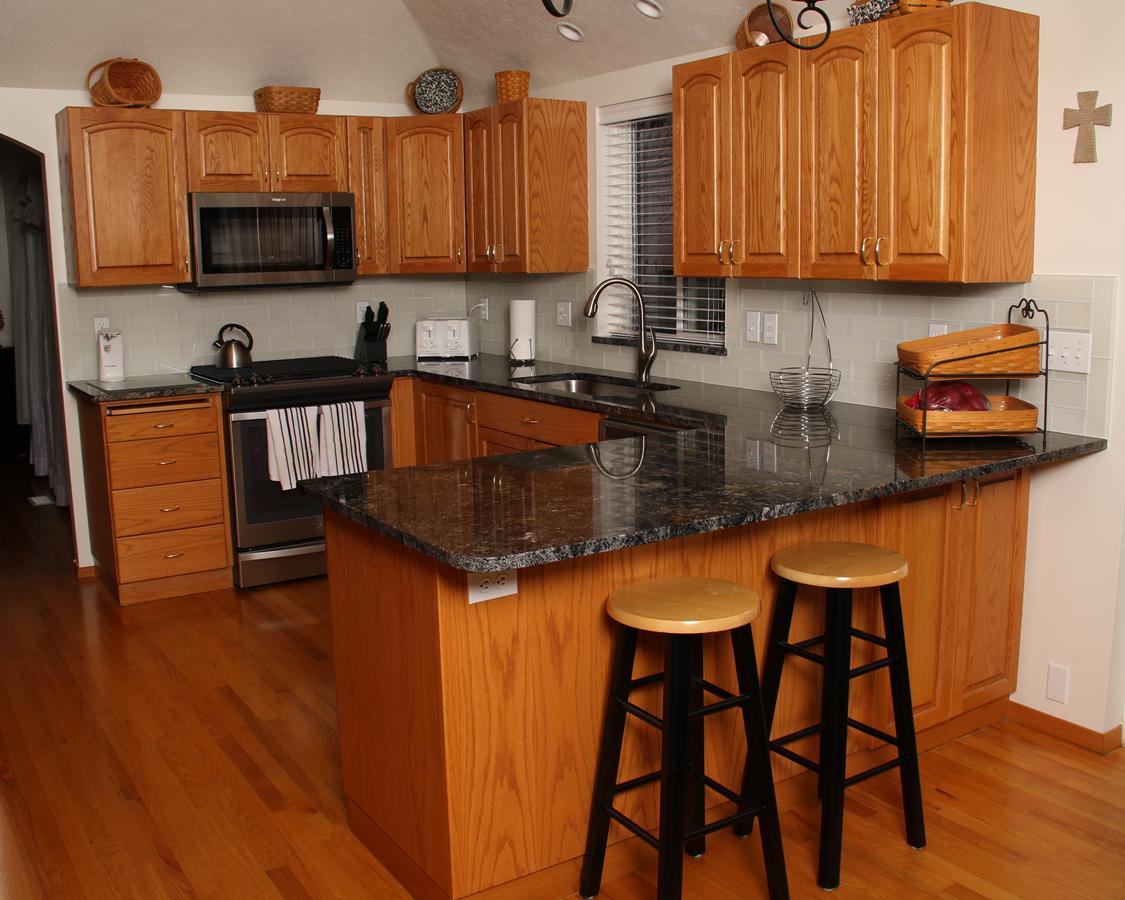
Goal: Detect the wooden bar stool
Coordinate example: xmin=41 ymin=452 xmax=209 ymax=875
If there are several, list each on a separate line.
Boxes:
xmin=736 ymin=542 xmax=926 ymax=890
xmin=580 ymin=577 xmax=789 ymax=900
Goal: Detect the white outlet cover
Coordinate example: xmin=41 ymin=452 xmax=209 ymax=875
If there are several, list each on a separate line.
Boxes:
xmin=745 ymin=310 xmax=762 ymax=343
xmin=556 ymin=301 xmax=572 ymax=327
xmin=94 ymin=316 xmax=110 ymax=337
xmin=356 ymin=301 xmax=374 ymax=324
xmin=1046 ymin=662 xmax=1070 ymax=704
xmin=928 ymin=322 xmax=949 ymax=337
xmin=468 ymin=569 xmax=519 ymax=604
xmin=1047 ymin=329 xmax=1091 ymax=374
xmin=479 ymin=297 xmax=490 ymax=321
xmin=762 ymin=312 xmax=779 ymax=346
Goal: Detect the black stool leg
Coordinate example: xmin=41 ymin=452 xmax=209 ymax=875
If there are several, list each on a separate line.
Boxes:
xmin=580 ymin=625 xmax=638 ymax=898
xmin=735 ymin=578 xmax=797 ymax=839
xmin=657 ymin=635 xmax=691 ymax=900
xmin=732 ymin=625 xmax=790 ymax=900
xmin=817 ymin=589 xmax=853 ymax=890
xmin=880 ymin=582 xmax=927 ymax=850
xmin=685 ymin=635 xmax=707 ymax=858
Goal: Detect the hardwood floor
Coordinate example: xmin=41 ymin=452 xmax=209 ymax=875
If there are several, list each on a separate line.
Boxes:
xmin=0 ymin=470 xmax=1122 ymax=899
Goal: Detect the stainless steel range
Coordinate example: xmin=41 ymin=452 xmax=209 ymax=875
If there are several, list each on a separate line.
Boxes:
xmin=190 ymin=356 xmax=392 ymax=587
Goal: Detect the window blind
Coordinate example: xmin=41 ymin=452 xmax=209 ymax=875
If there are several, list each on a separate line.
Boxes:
xmin=601 ymin=108 xmax=725 ymax=349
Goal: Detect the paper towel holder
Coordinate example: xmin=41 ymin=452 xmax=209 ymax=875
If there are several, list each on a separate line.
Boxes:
xmin=508 ymin=337 xmax=535 ymax=367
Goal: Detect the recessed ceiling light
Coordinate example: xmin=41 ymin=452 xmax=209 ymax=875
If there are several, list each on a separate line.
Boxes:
xmin=635 ymin=0 xmax=663 ymax=18
xmin=557 ymin=21 xmax=584 ymax=41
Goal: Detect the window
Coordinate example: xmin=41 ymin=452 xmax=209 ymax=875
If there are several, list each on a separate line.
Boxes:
xmin=597 ymin=99 xmax=726 ymax=354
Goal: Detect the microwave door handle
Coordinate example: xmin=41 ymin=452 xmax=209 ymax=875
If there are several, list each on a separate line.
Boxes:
xmin=323 ymin=206 xmax=335 ymax=271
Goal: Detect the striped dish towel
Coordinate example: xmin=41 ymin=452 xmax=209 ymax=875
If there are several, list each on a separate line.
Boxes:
xmin=316 ymin=401 xmax=368 ymax=478
xmin=266 ymin=407 xmax=320 ymax=491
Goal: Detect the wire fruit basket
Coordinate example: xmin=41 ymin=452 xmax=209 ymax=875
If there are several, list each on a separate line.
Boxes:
xmin=770 ymin=289 xmax=842 ymax=410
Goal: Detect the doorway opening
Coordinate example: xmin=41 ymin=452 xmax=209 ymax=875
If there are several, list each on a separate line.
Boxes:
xmin=0 ymin=134 xmax=73 ymax=571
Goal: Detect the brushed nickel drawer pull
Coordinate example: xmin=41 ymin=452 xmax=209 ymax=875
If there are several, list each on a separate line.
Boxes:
xmin=520 ymin=417 xmax=540 ymax=425
xmin=860 ymin=236 xmax=871 ymax=266
xmin=153 ymin=423 xmax=175 ymax=429
xmin=156 ymin=459 xmax=177 ymax=466
xmin=163 ymin=552 xmax=184 ymax=560
xmin=159 ymin=506 xmax=181 ymax=513
xmin=874 ymin=237 xmax=887 ymax=267
xmin=717 ymin=239 xmax=729 ymax=263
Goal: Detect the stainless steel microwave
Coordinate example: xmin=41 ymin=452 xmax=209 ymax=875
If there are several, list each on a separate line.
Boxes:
xmin=186 ymin=192 xmax=357 ymax=290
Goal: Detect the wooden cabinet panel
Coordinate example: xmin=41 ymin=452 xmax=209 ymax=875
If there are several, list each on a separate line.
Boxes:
xmin=731 ymin=44 xmax=801 ymax=278
xmin=104 ymin=400 xmax=216 ymax=443
xmin=800 ymin=27 xmax=878 ymax=280
xmin=494 ymin=102 xmax=528 ymax=273
xmin=347 ymin=117 xmax=389 ymax=275
xmin=58 ymin=107 xmax=191 ymax=287
xmin=416 ymin=383 xmax=476 ymax=465
xmin=116 ymin=524 xmax=230 ymax=584
xmin=477 ymin=427 xmax=550 ymax=458
xmin=269 ymin=114 xmax=348 ymax=191
xmin=475 ymin=392 xmax=601 ymax=447
xmin=185 ymin=111 xmax=270 ymax=192
xmin=673 ymin=55 xmax=730 ymax=277
xmin=386 ymin=115 xmax=466 ymax=274
xmin=464 ymin=108 xmax=496 ymax=272
xmin=108 ymin=433 xmax=222 ymax=490
xmin=112 ymin=478 xmax=226 ymax=537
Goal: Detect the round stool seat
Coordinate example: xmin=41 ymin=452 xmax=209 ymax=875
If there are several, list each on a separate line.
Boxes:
xmin=607 ymin=577 xmax=762 ymax=635
xmin=771 ymin=541 xmax=908 ymax=589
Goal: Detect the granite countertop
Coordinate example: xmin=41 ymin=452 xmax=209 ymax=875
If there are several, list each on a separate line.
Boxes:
xmin=303 ymin=354 xmax=1107 ymax=572
xmin=68 ymin=373 xmax=222 ymax=402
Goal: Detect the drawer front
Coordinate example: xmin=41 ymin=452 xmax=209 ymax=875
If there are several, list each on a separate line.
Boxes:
xmin=112 ymin=479 xmax=226 ymax=537
xmin=104 ymin=400 xmax=217 ymax=443
xmin=116 ymin=524 xmax=230 ymax=584
xmin=476 ymin=392 xmax=601 ymax=445
xmin=109 ymin=433 xmax=222 ymax=490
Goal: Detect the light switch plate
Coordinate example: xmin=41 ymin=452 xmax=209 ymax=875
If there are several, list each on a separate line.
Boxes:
xmin=468 ymin=570 xmax=518 ymax=604
xmin=745 ymin=310 xmax=762 ymax=343
xmin=762 ymin=312 xmax=779 ymax=346
xmin=557 ymin=302 xmax=572 ymax=327
xmin=1047 ymin=330 xmax=1091 ymax=374
xmin=94 ymin=316 xmax=110 ymax=338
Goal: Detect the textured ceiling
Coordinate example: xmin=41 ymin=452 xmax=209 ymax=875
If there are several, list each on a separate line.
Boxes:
xmin=0 ymin=1 xmax=838 ymax=103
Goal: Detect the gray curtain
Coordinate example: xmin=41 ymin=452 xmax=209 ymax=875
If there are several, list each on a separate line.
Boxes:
xmin=10 ymin=167 xmax=69 ymax=507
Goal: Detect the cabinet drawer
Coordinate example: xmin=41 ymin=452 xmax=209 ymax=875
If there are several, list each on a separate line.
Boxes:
xmin=112 ymin=479 xmax=226 ymax=537
xmin=108 ymin=433 xmax=222 ymax=490
xmin=104 ymin=400 xmax=217 ymax=442
xmin=116 ymin=524 xmax=229 ymax=584
xmin=476 ymin=392 xmax=601 ymax=446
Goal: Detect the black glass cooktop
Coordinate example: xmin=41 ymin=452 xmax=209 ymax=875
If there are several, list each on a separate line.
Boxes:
xmin=190 ymin=355 xmax=387 ymax=387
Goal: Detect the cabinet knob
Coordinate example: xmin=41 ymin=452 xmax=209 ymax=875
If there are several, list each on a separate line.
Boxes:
xmin=457 ymin=245 xmax=464 ymax=264
xmin=859 ymin=237 xmax=871 ymax=266
xmin=874 ymin=237 xmax=887 ymax=267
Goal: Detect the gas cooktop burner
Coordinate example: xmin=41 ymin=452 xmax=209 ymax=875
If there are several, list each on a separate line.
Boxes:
xmin=189 ymin=355 xmax=388 ymax=387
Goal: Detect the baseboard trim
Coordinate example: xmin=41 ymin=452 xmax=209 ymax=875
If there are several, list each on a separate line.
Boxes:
xmin=75 ymin=564 xmax=96 ymax=579
xmin=1007 ymin=702 xmax=1123 ymax=755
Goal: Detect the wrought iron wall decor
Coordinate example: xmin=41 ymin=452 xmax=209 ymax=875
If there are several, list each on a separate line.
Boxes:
xmin=767 ymin=0 xmax=831 ymax=50
xmin=541 ymin=0 xmax=573 ymax=16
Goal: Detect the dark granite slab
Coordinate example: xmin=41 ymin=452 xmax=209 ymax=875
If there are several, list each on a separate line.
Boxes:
xmin=303 ymin=354 xmax=1107 ymax=573
xmin=68 ymin=374 xmax=222 ymax=403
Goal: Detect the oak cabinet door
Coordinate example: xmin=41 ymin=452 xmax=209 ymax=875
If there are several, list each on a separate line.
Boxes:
xmin=800 ymin=27 xmax=878 ymax=280
xmin=476 ymin=427 xmax=547 ymax=458
xmin=416 ymin=383 xmax=476 ymax=464
xmin=268 ymin=114 xmax=348 ymax=191
xmin=386 ymin=115 xmax=466 ymax=274
xmin=347 ymin=117 xmax=389 ymax=275
xmin=876 ymin=9 xmax=963 ymax=282
xmin=494 ymin=101 xmax=528 ymax=273
xmin=464 ymin=108 xmax=496 ymax=273
xmin=59 ymin=108 xmax=191 ymax=287
xmin=185 ymin=111 xmax=270 ymax=192
xmin=730 ymin=43 xmax=801 ymax=278
xmin=672 ymin=55 xmax=731 ymax=277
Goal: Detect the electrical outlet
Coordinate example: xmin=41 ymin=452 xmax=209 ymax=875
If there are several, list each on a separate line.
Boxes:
xmin=1046 ymin=662 xmax=1070 ymax=704
xmin=1047 ymin=330 xmax=1091 ymax=374
xmin=479 ymin=297 xmax=490 ymax=321
xmin=557 ymin=301 xmax=572 ymax=327
xmin=762 ymin=312 xmax=779 ymax=346
xmin=94 ymin=316 xmax=110 ymax=338
xmin=745 ymin=310 xmax=762 ymax=343
xmin=468 ymin=570 xmax=519 ymax=604
xmin=744 ymin=438 xmax=760 ymax=468
xmin=355 ymin=301 xmax=374 ymax=324
xmin=928 ymin=322 xmax=949 ymax=337
xmin=761 ymin=441 xmax=777 ymax=472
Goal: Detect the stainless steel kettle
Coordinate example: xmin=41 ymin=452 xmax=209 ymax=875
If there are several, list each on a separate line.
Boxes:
xmin=213 ymin=323 xmax=253 ymax=369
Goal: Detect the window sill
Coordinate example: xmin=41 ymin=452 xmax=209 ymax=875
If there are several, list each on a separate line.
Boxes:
xmin=592 ymin=335 xmax=727 ymax=357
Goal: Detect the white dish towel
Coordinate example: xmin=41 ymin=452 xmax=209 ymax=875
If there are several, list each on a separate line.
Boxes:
xmin=316 ymin=401 xmax=368 ymax=478
xmin=266 ymin=406 xmax=320 ymax=491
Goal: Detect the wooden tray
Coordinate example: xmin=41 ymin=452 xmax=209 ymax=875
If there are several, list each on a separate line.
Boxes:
xmin=897 ymin=324 xmax=1040 ymax=376
xmin=896 ymin=396 xmax=1039 ymax=436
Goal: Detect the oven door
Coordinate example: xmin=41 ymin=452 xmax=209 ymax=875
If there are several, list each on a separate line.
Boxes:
xmin=228 ymin=399 xmax=391 ymax=551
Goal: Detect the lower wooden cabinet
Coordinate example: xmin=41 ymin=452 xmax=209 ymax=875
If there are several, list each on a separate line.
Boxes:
xmin=477 ymin=427 xmax=552 ymax=457
xmin=76 ymin=393 xmax=233 ymax=604
xmin=415 ymin=382 xmax=477 ymax=465
xmin=474 ymin=391 xmax=601 ymax=449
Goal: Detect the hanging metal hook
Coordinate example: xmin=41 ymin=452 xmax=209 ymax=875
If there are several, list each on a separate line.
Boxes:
xmin=767 ymin=0 xmax=832 ymax=51
xmin=542 ymin=0 xmax=574 ymax=17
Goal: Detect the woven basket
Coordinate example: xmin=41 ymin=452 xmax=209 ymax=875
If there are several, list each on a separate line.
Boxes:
xmin=87 ymin=58 xmax=162 ymax=108
xmin=254 ymin=85 xmax=320 ymax=114
xmin=495 ymin=70 xmax=530 ymax=103
xmin=897 ymin=395 xmax=1039 ymax=436
xmin=735 ymin=3 xmax=793 ymax=50
xmin=897 ymin=324 xmax=1040 ymax=377
xmin=889 ymin=0 xmax=953 ymax=15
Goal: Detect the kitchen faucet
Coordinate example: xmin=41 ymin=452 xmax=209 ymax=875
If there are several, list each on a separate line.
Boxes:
xmin=583 ymin=277 xmax=657 ymax=385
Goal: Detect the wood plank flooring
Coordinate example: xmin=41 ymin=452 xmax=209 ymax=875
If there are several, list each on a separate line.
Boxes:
xmin=0 ymin=460 xmax=1122 ymax=899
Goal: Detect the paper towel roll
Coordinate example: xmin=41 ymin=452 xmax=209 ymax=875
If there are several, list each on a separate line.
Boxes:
xmin=509 ymin=299 xmax=536 ymax=364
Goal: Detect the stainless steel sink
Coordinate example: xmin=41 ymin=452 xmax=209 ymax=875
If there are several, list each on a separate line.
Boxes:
xmin=509 ymin=372 xmax=679 ymax=401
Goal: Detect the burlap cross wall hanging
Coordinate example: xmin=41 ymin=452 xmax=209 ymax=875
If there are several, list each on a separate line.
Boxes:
xmin=1064 ymin=91 xmax=1113 ymax=163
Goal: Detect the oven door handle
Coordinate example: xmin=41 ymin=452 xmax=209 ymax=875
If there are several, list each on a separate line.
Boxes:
xmin=230 ymin=399 xmax=390 ymax=423
xmin=323 ymin=206 xmax=335 ymax=271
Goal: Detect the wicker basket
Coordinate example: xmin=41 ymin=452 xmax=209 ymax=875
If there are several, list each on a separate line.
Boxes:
xmin=897 ymin=395 xmax=1038 ymax=436
xmin=495 ymin=70 xmax=530 ymax=103
xmin=87 ymin=58 xmax=162 ymax=108
xmin=254 ymin=85 xmax=320 ymax=114
xmin=889 ymin=0 xmax=953 ymax=15
xmin=897 ymin=324 xmax=1040 ymax=377
xmin=735 ymin=3 xmax=793 ymax=50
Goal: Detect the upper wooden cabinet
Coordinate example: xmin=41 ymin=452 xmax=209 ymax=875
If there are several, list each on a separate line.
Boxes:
xmin=185 ymin=111 xmax=347 ymax=193
xmin=348 ymin=117 xmax=390 ymax=275
xmin=675 ymin=2 xmax=1038 ymax=283
xmin=386 ymin=115 xmax=467 ymax=274
xmin=57 ymin=107 xmax=192 ymax=287
xmin=465 ymin=99 xmax=589 ymax=275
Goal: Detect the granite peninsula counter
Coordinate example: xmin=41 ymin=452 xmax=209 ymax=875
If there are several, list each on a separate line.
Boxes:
xmin=302 ymin=356 xmax=1105 ymax=900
